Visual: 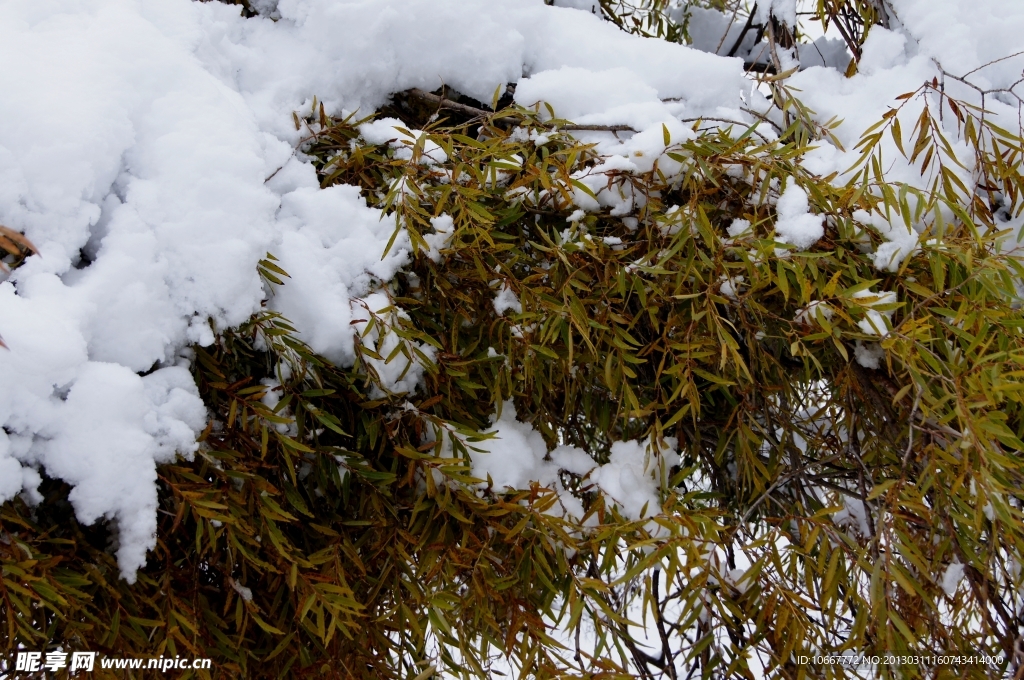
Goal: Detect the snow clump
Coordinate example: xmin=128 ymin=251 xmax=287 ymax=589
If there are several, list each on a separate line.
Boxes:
xmin=773 ymin=183 xmax=824 ymax=251
xmin=469 ymin=401 xmax=679 ymax=522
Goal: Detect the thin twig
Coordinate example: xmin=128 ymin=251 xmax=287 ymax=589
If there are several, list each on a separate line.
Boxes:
xmin=561 ymin=124 xmax=637 ymax=132
xmin=962 ymin=50 xmax=1024 ymax=79
xmin=739 ymin=452 xmax=842 ymax=525
xmin=725 ymin=9 xmax=756 ymax=58
xmin=651 ymin=569 xmax=678 ymax=680
xmin=407 ymin=88 xmax=495 ymax=120
xmin=901 ymin=385 xmax=922 ymax=471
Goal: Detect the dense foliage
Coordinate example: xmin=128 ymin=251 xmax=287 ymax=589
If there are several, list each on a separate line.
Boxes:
xmin=3 ymin=1 xmax=1023 ymax=678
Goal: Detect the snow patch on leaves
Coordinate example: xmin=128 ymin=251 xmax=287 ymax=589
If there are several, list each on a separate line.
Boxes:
xmin=469 ymin=401 xmax=679 ymax=523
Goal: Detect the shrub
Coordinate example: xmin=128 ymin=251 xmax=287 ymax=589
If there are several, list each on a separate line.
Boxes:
xmin=3 ymin=1 xmax=1023 ymax=678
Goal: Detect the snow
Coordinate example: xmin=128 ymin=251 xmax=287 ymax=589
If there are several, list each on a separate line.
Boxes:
xmin=567 ymin=120 xmax=697 ymax=216
xmin=892 ymin=0 xmax=1024 ymax=82
xmin=719 ymin=275 xmax=746 ymax=300
xmin=352 ymin=292 xmax=435 ymax=399
xmin=15 ymin=361 xmax=206 ymax=582
xmin=853 ymin=289 xmax=898 ymax=336
xmin=755 ymin=0 xmax=797 ymax=28
xmin=833 ymin=495 xmax=872 ymax=537
xmin=468 ymin=401 xmax=679 ymax=522
xmin=686 ymin=3 xmax=850 ymax=72
xmin=470 ymin=401 xmax=565 ymax=494
xmin=795 ymin=300 xmax=835 ymax=326
xmin=589 ymin=438 xmax=679 ymax=520
xmin=359 ymin=118 xmax=447 ymax=165
xmin=515 ymin=67 xmax=684 ymax=132
xmin=466 ymin=401 xmax=591 ymax=520
xmin=941 ymin=561 xmax=965 ymax=596
xmin=423 ymin=214 xmax=455 ymax=264
xmin=726 ymin=218 xmax=752 ymax=238
xmin=493 ymin=282 xmax=523 ymax=317
xmin=858 ymin=28 xmax=910 ymax=77
xmin=272 ymin=183 xmax=412 ymax=366
xmin=851 ymin=289 xmax=897 ymax=368
xmin=773 ymin=183 xmax=824 ymax=250
xmin=230 ymin=578 xmax=254 ymax=602
xmin=552 ymin=0 xmax=600 ymax=13
xmin=0 ymin=0 xmax=1021 ymax=579
xmin=854 ymin=340 xmax=886 ymax=369
xmin=853 ymin=208 xmax=922 ymax=273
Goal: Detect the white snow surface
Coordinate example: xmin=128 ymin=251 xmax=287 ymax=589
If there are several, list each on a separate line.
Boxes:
xmin=493 ymin=283 xmax=524 ymax=317
xmin=755 ymin=0 xmax=797 ymax=28
xmin=0 ymin=0 xmax=1021 ymax=578
xmin=941 ymin=560 xmax=965 ymax=597
xmin=469 ymin=401 xmax=679 ymax=522
xmin=773 ymin=183 xmax=824 ymax=250
xmin=719 ymin=275 xmax=746 ymax=300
